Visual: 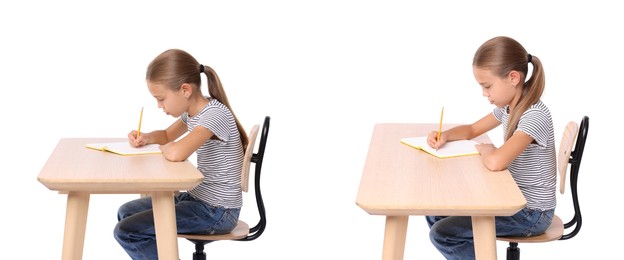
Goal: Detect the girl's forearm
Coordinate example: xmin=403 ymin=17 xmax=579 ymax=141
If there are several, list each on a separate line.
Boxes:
xmin=144 ymin=130 xmax=170 ymax=145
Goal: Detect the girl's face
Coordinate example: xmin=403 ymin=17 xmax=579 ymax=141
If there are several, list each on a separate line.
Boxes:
xmin=147 ymin=81 xmax=188 ymax=118
xmin=473 ymin=67 xmax=518 ymax=109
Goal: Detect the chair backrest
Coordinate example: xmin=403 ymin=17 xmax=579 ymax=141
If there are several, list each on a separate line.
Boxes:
xmin=560 ymin=116 xmax=589 ymax=240
xmin=557 ymin=121 xmax=579 ymax=194
xmin=239 ymin=116 xmax=270 ymax=241
xmin=241 ymin=124 xmax=260 ymax=192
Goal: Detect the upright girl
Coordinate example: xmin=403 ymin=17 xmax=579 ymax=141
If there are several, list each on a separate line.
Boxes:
xmin=114 ymin=49 xmax=248 ymax=260
xmin=426 ymin=36 xmax=555 ymax=259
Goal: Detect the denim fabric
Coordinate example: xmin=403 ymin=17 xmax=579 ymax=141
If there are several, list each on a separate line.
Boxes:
xmin=113 ymin=192 xmax=240 ymax=260
xmin=425 ymin=208 xmax=554 ymax=260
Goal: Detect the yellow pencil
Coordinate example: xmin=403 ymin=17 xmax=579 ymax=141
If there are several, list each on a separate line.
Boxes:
xmin=436 ymin=106 xmax=444 ymax=150
xmin=137 ymin=107 xmax=144 ymax=138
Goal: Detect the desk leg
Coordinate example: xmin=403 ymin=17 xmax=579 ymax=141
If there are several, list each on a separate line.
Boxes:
xmin=152 ymin=191 xmax=179 ymax=260
xmin=382 ymin=216 xmax=408 ymax=260
xmin=62 ymin=191 xmax=90 ymax=260
xmin=472 ymin=216 xmax=496 ymax=260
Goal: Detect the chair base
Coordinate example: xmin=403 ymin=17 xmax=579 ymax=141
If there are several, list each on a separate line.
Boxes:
xmin=506 ymin=242 xmax=520 ymax=260
xmin=193 ymin=253 xmax=206 ymax=260
xmin=193 ymin=252 xmax=206 ymax=260
xmin=192 ymin=242 xmax=208 ymax=260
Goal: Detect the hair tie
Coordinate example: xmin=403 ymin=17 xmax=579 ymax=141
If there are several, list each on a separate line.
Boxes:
xmin=199 ymin=64 xmax=205 ymax=73
xmin=527 ymin=54 xmax=532 ymax=63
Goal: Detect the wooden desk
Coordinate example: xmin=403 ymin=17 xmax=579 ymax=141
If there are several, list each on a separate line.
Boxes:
xmin=37 ymin=138 xmax=203 ymax=260
xmin=356 ymin=124 xmax=526 ymax=260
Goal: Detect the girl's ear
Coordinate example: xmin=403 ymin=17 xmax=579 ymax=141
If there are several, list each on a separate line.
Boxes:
xmin=508 ymin=70 xmax=521 ymax=87
xmin=180 ymin=83 xmax=193 ymax=98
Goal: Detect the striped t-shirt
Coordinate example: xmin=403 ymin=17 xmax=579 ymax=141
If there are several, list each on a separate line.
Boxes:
xmin=181 ymin=99 xmax=243 ymax=209
xmin=493 ymin=100 xmax=556 ymax=211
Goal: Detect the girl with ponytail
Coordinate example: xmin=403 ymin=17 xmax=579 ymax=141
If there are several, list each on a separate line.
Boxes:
xmin=425 ymin=36 xmax=556 ymax=260
xmin=114 ymin=49 xmax=247 ymax=259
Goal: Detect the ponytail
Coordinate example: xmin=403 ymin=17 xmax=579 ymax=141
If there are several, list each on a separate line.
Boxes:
xmin=505 ymin=55 xmax=545 ymax=140
xmin=201 ymin=65 xmax=249 ymax=151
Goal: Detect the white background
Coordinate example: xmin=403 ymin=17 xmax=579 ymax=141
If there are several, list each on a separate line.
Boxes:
xmin=0 ymin=1 xmax=619 ymax=259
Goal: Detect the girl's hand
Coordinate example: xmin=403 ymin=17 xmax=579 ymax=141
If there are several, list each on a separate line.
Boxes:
xmin=427 ymin=130 xmax=446 ymax=149
xmin=159 ymin=142 xmax=184 ymax=162
xmin=475 ymin=143 xmax=495 ymax=156
xmin=128 ymin=130 xmax=146 ymax=148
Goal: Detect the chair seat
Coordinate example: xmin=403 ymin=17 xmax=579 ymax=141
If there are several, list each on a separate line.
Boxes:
xmin=178 ymin=220 xmax=250 ymax=241
xmin=497 ymin=215 xmax=563 ymax=243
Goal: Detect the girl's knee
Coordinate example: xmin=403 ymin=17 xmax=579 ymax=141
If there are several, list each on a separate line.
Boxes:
xmin=112 ymin=222 xmax=126 ymax=242
xmin=117 ymin=205 xmax=131 ymax=220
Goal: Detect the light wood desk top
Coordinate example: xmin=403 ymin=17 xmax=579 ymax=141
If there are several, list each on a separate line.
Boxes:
xmin=38 ymin=138 xmax=203 ymax=192
xmin=38 ymin=138 xmax=204 ymax=260
xmin=356 ymin=123 xmax=526 ymax=260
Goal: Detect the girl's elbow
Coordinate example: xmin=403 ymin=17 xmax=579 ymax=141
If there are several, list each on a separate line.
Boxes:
xmin=482 ymin=157 xmax=507 ymax=171
xmin=162 ymin=151 xmax=188 ymax=162
xmin=165 ymin=156 xmax=186 ymax=162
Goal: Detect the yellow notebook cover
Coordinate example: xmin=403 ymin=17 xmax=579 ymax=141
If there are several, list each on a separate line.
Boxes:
xmin=85 ymin=142 xmax=162 ymax=156
xmin=400 ymin=136 xmax=479 ymax=159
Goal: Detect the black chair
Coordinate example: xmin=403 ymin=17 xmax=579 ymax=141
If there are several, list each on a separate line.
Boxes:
xmin=178 ymin=116 xmax=270 ymax=260
xmin=497 ymin=116 xmax=589 ymax=260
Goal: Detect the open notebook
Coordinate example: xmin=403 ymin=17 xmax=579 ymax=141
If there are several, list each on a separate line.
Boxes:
xmin=85 ymin=142 xmax=162 ymax=156
xmin=400 ymin=136 xmax=479 ymax=159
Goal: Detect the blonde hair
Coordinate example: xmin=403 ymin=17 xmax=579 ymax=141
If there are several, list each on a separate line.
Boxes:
xmin=146 ymin=49 xmax=249 ymax=150
xmin=473 ymin=36 xmax=546 ymax=141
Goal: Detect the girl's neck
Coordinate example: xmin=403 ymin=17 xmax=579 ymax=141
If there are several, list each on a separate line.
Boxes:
xmin=187 ymin=96 xmax=210 ymax=117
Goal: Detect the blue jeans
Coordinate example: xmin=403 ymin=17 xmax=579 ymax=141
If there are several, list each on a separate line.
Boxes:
xmin=113 ymin=192 xmax=240 ymax=260
xmin=426 ymin=208 xmax=554 ymax=260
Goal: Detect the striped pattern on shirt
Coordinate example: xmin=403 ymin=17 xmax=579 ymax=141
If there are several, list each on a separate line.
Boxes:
xmin=181 ymin=99 xmax=243 ymax=209
xmin=493 ymin=100 xmax=556 ymax=211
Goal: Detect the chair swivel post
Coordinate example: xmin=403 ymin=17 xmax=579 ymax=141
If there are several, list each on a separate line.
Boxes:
xmin=506 ymin=242 xmax=520 ymax=260
xmin=192 ymin=241 xmax=207 ymax=260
